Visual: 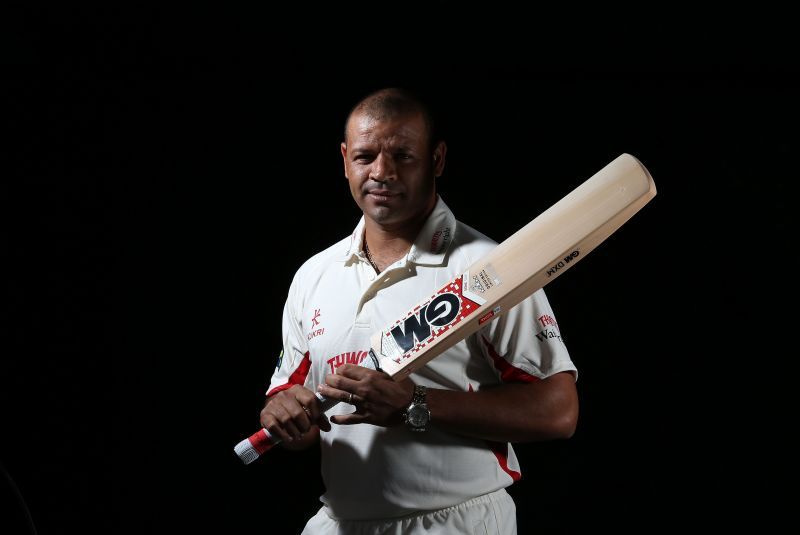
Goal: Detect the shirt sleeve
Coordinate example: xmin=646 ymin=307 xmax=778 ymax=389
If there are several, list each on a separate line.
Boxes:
xmin=265 ymin=270 xmax=313 ymax=396
xmin=476 ymin=288 xmax=577 ymax=383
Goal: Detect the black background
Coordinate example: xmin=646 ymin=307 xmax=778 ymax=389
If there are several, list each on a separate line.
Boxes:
xmin=4 ymin=6 xmax=796 ymax=534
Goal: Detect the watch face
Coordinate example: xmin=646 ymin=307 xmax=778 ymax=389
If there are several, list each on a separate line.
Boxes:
xmin=408 ymin=405 xmax=429 ymax=427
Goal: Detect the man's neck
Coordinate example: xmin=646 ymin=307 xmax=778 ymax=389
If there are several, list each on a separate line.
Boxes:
xmin=362 ymin=225 xmax=415 ymax=274
xmin=363 ymin=206 xmax=433 ymax=273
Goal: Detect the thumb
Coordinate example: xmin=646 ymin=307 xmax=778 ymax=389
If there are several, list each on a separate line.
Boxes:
xmin=316 ymin=413 xmax=331 ymax=432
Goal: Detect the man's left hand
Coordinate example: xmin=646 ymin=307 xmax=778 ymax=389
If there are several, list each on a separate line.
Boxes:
xmin=318 ymin=364 xmax=414 ymax=427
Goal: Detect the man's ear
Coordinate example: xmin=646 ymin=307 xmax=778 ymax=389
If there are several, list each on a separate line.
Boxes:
xmin=432 ymin=141 xmax=447 ymax=178
xmin=340 ymin=142 xmax=349 ymax=179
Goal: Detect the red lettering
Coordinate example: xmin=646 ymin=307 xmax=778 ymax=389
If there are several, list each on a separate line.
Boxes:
xmin=327 ymin=350 xmax=370 ymax=372
xmin=537 ymin=314 xmax=557 ymax=328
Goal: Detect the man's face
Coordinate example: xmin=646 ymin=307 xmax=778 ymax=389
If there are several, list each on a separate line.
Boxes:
xmin=341 ymin=111 xmax=445 ymax=230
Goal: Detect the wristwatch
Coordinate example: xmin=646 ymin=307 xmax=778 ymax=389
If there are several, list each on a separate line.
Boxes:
xmin=403 ymin=385 xmax=430 ymax=432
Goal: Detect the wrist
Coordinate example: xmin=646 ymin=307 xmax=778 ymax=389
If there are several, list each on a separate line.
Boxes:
xmin=403 ymin=385 xmax=431 ymax=432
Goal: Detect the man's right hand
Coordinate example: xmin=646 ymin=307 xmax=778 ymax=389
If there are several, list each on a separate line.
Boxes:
xmin=260 ymin=385 xmax=331 ymax=448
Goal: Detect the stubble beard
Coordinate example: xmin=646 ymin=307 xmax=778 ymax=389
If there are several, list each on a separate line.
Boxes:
xmin=365 ymin=202 xmax=401 ymax=227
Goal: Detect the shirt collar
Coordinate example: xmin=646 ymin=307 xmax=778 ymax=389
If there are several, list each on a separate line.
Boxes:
xmin=341 ymin=195 xmax=457 ymax=267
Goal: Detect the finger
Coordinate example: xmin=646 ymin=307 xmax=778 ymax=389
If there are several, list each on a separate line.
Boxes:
xmin=292 ymin=391 xmax=331 ymax=432
xmin=338 ymin=363 xmax=392 ymax=381
xmin=316 ymin=412 xmax=332 ymax=432
xmin=286 ymin=401 xmax=313 ymax=434
xmin=336 ymin=363 xmax=383 ymax=380
xmin=293 ymin=389 xmax=323 ymax=416
xmin=318 ymin=383 xmax=361 ymax=405
xmin=325 ymin=373 xmax=362 ymax=396
xmin=261 ymin=412 xmax=295 ymax=444
xmin=331 ymin=412 xmax=369 ymax=426
xmin=272 ymin=403 xmax=304 ymax=441
xmin=282 ymin=391 xmax=331 ymax=433
xmin=335 ymin=363 xmax=365 ymax=378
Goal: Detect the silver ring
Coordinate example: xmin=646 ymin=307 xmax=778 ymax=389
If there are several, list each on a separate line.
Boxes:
xmin=301 ymin=405 xmax=311 ymax=417
xmin=347 ymin=392 xmax=354 ymax=404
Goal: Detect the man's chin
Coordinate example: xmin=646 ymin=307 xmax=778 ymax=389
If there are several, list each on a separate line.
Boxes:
xmin=366 ymin=205 xmax=397 ymax=224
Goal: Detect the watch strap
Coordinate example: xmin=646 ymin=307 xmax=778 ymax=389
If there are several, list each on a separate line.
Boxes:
xmin=412 ymin=385 xmax=427 ymax=405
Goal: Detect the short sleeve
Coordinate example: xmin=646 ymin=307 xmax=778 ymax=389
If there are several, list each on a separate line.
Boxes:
xmin=476 ymin=288 xmax=577 ymax=383
xmin=265 ymin=270 xmax=313 ymax=396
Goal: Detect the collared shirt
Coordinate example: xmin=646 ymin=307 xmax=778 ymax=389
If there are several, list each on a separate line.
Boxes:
xmin=267 ymin=196 xmax=577 ymax=520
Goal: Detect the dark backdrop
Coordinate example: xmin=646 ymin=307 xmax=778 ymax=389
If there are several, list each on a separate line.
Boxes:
xmin=4 ymin=7 xmax=795 ymax=535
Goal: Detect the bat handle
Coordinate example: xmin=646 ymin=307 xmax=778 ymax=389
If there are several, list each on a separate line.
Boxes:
xmin=234 ymin=350 xmax=381 ymax=464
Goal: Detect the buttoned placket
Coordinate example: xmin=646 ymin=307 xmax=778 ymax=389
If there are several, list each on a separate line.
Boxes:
xmin=353 ymin=254 xmax=414 ymax=329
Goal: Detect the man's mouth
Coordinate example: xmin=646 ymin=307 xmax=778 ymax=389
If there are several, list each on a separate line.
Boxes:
xmin=366 ymin=189 xmax=399 ymax=201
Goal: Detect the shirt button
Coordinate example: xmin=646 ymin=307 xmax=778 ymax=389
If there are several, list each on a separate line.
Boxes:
xmin=367 ymin=271 xmax=375 ymax=281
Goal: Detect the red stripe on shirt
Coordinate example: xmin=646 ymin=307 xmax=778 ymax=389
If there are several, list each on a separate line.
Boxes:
xmin=267 ymin=351 xmax=312 ymax=397
xmin=487 ymin=440 xmax=521 ymax=481
xmin=467 ymin=384 xmax=522 ymax=481
xmin=481 ymin=336 xmax=540 ymax=383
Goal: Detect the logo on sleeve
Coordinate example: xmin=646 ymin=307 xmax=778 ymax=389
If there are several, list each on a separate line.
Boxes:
xmin=308 ymin=308 xmax=325 ymax=340
xmin=538 ymin=314 xmax=558 ymax=328
xmin=535 ymin=314 xmax=563 ymax=343
xmin=275 ymin=349 xmax=284 ymax=370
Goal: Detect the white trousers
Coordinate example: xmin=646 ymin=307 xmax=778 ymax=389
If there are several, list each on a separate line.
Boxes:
xmin=301 ymin=488 xmax=516 ymax=535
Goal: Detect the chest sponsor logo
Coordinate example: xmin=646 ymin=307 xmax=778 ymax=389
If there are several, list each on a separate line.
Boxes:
xmin=379 ymin=275 xmax=482 ymax=363
xmin=308 ymin=308 xmax=325 ymax=340
xmin=327 ymin=350 xmax=369 ymax=374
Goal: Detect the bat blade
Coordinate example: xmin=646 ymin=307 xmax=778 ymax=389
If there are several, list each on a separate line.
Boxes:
xmin=234 ymin=153 xmax=656 ymax=464
xmin=375 ymin=152 xmax=655 ymax=378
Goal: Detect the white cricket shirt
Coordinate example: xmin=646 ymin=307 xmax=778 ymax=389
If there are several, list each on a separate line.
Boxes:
xmin=267 ymin=196 xmax=577 ymax=520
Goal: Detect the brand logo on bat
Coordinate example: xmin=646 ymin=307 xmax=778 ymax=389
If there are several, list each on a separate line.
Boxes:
xmin=389 ymin=293 xmax=461 ymax=352
xmin=546 ymin=250 xmax=580 ymax=277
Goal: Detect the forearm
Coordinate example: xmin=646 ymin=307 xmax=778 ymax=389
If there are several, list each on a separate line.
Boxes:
xmin=425 ymin=372 xmax=578 ymax=443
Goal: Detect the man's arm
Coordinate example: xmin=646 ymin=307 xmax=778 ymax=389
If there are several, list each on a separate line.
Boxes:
xmin=426 ymin=372 xmax=577 ymax=442
xmin=319 ymin=365 xmax=577 ymax=443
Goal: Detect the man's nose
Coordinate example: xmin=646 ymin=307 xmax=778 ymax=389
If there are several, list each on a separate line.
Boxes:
xmin=369 ymin=152 xmax=396 ymax=181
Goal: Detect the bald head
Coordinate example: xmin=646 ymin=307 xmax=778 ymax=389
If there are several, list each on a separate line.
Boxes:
xmin=344 ymin=88 xmax=437 ymax=150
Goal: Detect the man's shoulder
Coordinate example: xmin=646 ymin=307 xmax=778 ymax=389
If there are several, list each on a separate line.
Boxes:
xmin=293 ymin=233 xmax=354 ymax=282
xmin=450 ymin=219 xmax=498 ymax=266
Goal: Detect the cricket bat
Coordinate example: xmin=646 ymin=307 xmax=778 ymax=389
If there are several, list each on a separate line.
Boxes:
xmin=234 ymin=152 xmax=657 ymax=464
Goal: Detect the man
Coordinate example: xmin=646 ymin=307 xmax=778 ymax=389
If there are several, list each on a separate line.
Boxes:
xmin=260 ymin=88 xmax=578 ymax=534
